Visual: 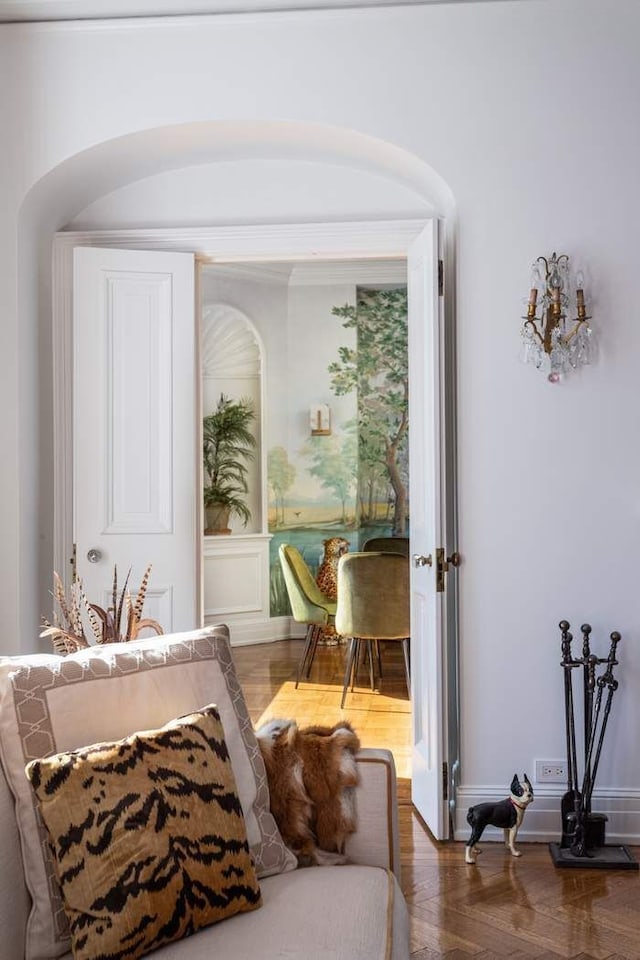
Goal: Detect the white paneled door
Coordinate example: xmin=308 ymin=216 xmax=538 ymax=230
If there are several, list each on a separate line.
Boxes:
xmin=73 ymin=247 xmax=198 ymax=633
xmin=407 ymin=221 xmax=449 ymax=839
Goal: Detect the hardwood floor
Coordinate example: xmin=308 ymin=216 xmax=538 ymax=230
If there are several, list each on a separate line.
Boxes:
xmin=232 ymin=638 xmax=640 ymax=960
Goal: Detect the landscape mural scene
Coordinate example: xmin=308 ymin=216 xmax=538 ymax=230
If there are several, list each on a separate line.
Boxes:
xmin=269 ymin=286 xmax=409 ymax=616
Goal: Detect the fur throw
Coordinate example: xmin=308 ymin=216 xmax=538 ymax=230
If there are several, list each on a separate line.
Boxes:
xmin=256 ymin=719 xmax=360 ymax=866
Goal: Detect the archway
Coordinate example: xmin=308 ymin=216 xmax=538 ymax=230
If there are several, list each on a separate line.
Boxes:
xmin=17 ymin=119 xmax=455 ymax=648
xmin=20 ymin=119 xmax=458 ymax=838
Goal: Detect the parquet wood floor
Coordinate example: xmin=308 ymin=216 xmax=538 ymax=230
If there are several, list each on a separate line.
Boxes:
xmin=232 ymin=638 xmax=640 ymax=960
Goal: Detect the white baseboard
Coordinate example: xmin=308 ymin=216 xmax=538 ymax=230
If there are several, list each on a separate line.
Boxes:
xmin=455 ymin=784 xmax=640 ymax=845
xmin=203 ymin=614 xmax=305 ymax=646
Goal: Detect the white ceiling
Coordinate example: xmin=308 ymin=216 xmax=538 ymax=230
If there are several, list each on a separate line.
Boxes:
xmin=0 ymin=0 xmax=512 ymax=25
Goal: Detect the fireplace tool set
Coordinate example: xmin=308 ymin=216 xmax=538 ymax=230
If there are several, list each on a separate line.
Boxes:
xmin=549 ymin=620 xmax=638 ymax=869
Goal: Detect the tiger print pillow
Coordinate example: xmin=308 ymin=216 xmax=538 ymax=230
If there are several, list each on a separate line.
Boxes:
xmin=25 ymin=705 xmax=262 ymax=960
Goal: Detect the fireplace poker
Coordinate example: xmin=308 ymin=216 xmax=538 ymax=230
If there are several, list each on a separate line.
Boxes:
xmin=559 ymin=621 xmax=581 ymax=824
xmin=583 ymin=632 xmax=620 ymax=811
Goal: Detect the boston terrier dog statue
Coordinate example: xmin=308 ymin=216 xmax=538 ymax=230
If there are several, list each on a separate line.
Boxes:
xmin=465 ymin=773 xmax=534 ymax=865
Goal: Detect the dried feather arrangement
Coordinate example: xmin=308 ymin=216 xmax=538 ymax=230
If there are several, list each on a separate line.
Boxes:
xmin=41 ymin=564 xmax=163 ymax=655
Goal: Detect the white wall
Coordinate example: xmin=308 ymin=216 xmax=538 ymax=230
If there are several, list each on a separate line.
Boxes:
xmin=2 ymin=0 xmax=640 ymax=837
xmin=69 ymin=159 xmax=432 ymax=230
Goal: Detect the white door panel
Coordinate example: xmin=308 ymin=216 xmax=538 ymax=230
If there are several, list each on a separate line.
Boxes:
xmin=408 ymin=220 xmax=448 ymax=839
xmin=73 ymin=247 xmax=198 ymax=633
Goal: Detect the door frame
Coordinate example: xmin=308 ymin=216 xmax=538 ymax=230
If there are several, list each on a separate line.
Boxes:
xmin=52 ymin=217 xmax=460 ymax=821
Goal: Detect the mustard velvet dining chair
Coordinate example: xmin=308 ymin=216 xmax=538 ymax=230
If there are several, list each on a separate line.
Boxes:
xmin=278 ymin=544 xmax=337 ymax=688
xmin=335 ymin=551 xmax=410 ymax=709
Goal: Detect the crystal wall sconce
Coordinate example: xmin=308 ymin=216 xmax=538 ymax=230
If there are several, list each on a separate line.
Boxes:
xmin=521 ymin=252 xmax=593 ymax=382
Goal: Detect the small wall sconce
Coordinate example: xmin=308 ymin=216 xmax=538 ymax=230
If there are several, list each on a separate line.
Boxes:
xmin=310 ymin=404 xmax=331 ymax=436
xmin=521 ymin=252 xmax=593 ymax=382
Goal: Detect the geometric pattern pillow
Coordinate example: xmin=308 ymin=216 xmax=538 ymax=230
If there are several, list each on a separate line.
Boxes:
xmin=0 ymin=625 xmax=296 ymax=960
xmin=25 ymin=705 xmax=262 ymax=960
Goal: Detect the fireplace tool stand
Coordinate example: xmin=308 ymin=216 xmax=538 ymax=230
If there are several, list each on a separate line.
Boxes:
xmin=549 ymin=621 xmax=638 ymax=869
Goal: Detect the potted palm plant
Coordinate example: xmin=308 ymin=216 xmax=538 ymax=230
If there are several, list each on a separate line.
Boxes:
xmin=203 ymin=393 xmax=257 ymax=534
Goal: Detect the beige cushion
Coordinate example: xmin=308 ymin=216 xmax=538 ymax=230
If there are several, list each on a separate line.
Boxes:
xmin=145 ymin=865 xmax=407 ymax=960
xmin=0 ymin=625 xmax=296 ymax=960
xmin=26 ymin=704 xmax=262 ymax=960
xmin=52 ymin=866 xmax=409 ymax=960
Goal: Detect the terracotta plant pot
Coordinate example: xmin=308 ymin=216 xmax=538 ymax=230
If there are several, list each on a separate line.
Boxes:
xmin=205 ymin=504 xmax=232 ymax=535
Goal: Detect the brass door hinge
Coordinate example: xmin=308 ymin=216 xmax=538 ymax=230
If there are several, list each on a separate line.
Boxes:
xmin=442 ymin=761 xmax=449 ymax=801
xmin=438 ymin=259 xmax=444 ymax=296
xmin=435 ymin=548 xmax=446 ymax=593
xmin=435 ymin=548 xmax=461 ymax=593
xmin=70 ymin=542 xmax=77 ymax=582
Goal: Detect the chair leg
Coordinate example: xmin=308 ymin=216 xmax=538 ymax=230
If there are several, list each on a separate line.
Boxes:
xmin=341 ymin=637 xmax=358 ymax=709
xmin=374 ymin=639 xmax=383 ymax=679
xmin=401 ymin=637 xmax=411 ymax=698
xmin=367 ymin=641 xmax=375 ymax=691
xmin=305 ymin=625 xmax=322 ymax=678
xmin=295 ymin=624 xmax=316 ymax=688
xmin=351 ymin=639 xmax=361 ymax=692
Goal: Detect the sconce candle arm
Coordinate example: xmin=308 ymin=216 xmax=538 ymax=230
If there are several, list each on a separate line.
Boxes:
xmin=522 ymin=317 xmax=545 ymax=345
xmin=563 ymin=317 xmax=591 ymax=346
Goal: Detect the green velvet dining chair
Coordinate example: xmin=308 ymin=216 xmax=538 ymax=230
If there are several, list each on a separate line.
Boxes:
xmin=362 ymin=536 xmax=410 ymax=557
xmin=278 ymin=544 xmax=337 ymax=688
xmin=335 ymin=551 xmax=410 ymax=709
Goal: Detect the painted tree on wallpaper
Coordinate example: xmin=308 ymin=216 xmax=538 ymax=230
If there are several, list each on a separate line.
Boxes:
xmin=329 ymin=288 xmax=409 ymax=536
xmin=266 ymin=286 xmax=408 ymax=617
xmin=358 ymin=436 xmax=391 ymax=524
xmin=268 ymin=446 xmax=296 ymax=527
xmin=301 ymin=431 xmax=357 ymax=524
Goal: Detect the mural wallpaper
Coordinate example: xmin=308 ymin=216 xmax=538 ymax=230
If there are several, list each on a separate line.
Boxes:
xmin=269 ymin=286 xmax=409 ymax=616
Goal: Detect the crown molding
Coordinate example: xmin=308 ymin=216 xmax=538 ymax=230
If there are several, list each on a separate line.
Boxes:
xmin=201 ymin=263 xmax=294 ymax=286
xmin=0 ymin=0 xmax=505 ymax=26
xmin=288 ymin=258 xmax=406 ymax=286
xmin=57 ymin=219 xmax=428 ymax=259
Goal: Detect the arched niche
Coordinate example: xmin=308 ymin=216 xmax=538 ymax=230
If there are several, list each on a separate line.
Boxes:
xmin=201 ymin=303 xmax=264 ymax=535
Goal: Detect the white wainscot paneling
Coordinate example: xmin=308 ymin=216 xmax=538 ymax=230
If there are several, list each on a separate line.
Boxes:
xmin=203 ymin=534 xmax=275 ymax=644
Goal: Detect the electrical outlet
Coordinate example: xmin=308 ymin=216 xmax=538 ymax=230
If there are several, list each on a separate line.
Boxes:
xmin=535 ymin=760 xmax=567 ymax=783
